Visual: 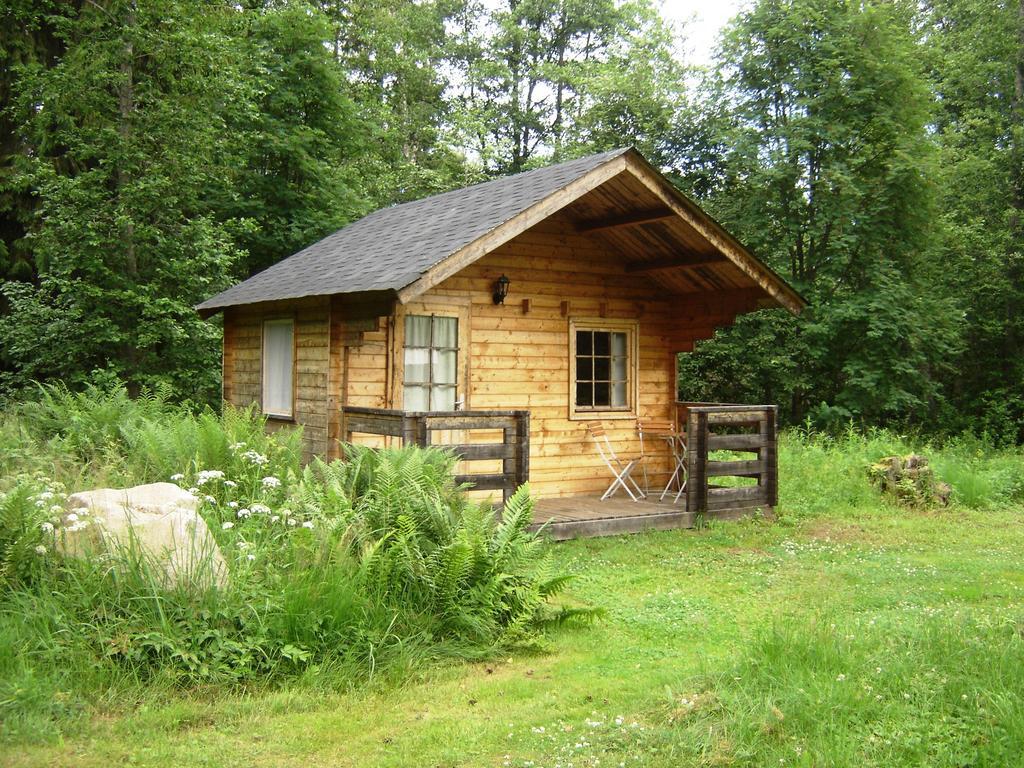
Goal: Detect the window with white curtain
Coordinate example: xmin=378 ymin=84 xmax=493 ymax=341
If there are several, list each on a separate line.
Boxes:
xmin=403 ymin=315 xmax=458 ymax=411
xmin=262 ymin=319 xmax=294 ymax=418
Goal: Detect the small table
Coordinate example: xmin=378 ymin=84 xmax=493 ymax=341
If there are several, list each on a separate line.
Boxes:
xmin=639 ymin=423 xmax=688 ymax=503
xmin=661 ymin=433 xmax=688 ymax=503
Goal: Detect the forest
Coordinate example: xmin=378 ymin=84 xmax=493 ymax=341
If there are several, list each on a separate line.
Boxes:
xmin=1 ymin=0 xmax=1022 ymax=442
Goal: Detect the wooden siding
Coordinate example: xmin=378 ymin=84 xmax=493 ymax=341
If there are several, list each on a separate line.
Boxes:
xmin=416 ymin=210 xmax=748 ymax=499
xmin=222 ymin=297 xmax=330 ymax=462
xmin=220 ymin=211 xmax=755 ymax=497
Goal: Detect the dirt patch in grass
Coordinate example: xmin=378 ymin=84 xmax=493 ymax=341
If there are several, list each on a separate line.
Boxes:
xmin=804 ymin=519 xmax=879 ymax=544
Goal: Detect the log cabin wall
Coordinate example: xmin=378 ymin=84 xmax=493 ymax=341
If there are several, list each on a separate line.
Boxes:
xmin=409 ymin=210 xmax=749 ymax=500
xmin=222 ymin=297 xmax=331 ymax=462
xmin=221 ymin=211 xmax=754 ymax=498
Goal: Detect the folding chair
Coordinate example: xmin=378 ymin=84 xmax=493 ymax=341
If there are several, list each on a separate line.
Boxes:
xmin=587 ymin=421 xmax=646 ymax=501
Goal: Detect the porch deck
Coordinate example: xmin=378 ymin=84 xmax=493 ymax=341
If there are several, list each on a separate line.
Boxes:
xmin=530 ymin=495 xmax=756 ymax=541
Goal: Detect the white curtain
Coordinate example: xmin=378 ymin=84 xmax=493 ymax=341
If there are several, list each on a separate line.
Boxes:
xmin=404 ymin=315 xmax=458 ymax=410
xmin=610 ymin=332 xmax=628 ymax=407
xmin=263 ymin=320 xmax=293 ymax=416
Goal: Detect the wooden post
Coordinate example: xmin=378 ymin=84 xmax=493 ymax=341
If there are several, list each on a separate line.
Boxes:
xmin=686 ymin=411 xmax=709 ymax=514
xmin=515 ymin=410 xmax=530 ymax=488
xmin=764 ymin=406 xmax=778 ymax=507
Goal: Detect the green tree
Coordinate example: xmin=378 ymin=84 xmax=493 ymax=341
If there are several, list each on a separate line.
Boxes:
xmin=216 ymin=3 xmax=370 ymax=277
xmin=0 ymin=0 xmax=73 ymax=286
xmin=0 ymin=0 xmax=247 ymax=403
xmin=452 ymin=0 xmax=687 ymax=173
xmin=317 ymin=0 xmax=470 ymax=204
xmin=676 ymin=0 xmax=963 ymax=428
xmin=920 ymin=0 xmax=1024 ymax=442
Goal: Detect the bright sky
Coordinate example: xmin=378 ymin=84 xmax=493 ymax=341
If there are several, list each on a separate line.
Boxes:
xmin=657 ymin=0 xmax=745 ymax=67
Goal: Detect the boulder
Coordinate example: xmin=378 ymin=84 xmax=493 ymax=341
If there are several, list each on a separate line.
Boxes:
xmin=60 ymin=482 xmax=227 ymax=589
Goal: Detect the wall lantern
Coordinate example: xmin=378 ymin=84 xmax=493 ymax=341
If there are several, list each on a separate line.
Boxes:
xmin=492 ymin=274 xmax=510 ymax=305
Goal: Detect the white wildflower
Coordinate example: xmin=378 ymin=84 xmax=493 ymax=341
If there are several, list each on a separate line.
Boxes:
xmin=196 ymin=469 xmax=225 ymax=485
xmin=170 ymin=473 xmax=185 ymax=482
xmin=280 ymin=508 xmax=292 ymax=517
xmin=34 ymin=544 xmax=47 ymax=555
xmin=222 ymin=521 xmax=234 ymax=530
xmin=49 ymin=504 xmax=63 ymax=514
xmin=241 ymin=450 xmax=268 ymax=466
xmin=65 ymin=512 xmax=79 ymax=523
xmin=35 ymin=500 xmax=46 ymax=508
xmin=228 ymin=501 xmax=239 ymax=509
xmin=237 ymin=508 xmax=251 ymax=519
xmin=250 ymin=503 xmax=271 ymax=515
xmin=223 ymin=480 xmax=237 ymax=488
xmin=40 ymin=522 xmax=54 ymax=534
xmin=270 ymin=515 xmax=280 ymax=523
xmin=301 ymin=520 xmax=314 ymax=529
xmin=261 ymin=476 xmax=281 ymax=489
xmin=205 ymin=495 xmax=217 ymax=504
xmin=836 ymin=674 xmax=846 ymax=682
xmin=246 ymin=553 xmax=256 ymax=562
xmin=187 ymin=487 xmax=199 ymax=496
xmin=229 ymin=442 xmax=245 ymax=451
xmin=37 ymin=491 xmax=55 ymax=501
xmin=287 ymin=518 xmax=297 ymax=527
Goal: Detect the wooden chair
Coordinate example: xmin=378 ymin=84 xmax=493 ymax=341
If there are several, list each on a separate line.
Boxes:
xmin=587 ymin=421 xmax=646 ymax=501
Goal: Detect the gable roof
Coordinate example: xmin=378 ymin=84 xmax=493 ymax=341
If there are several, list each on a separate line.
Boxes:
xmin=197 ymin=148 xmax=631 ymax=315
xmin=197 ymin=147 xmax=805 ymax=316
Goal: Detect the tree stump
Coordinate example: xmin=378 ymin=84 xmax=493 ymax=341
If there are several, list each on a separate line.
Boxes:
xmin=867 ymin=454 xmax=951 ymax=507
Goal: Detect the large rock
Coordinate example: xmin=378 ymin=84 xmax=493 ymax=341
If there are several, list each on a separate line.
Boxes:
xmin=61 ymin=482 xmax=227 ymax=589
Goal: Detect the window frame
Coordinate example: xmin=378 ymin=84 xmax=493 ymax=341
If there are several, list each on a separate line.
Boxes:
xmin=401 ymin=313 xmax=460 ymax=412
xmin=392 ymin=298 xmax=471 ymax=413
xmin=568 ymin=318 xmax=639 ymax=421
xmin=261 ymin=317 xmax=295 ymax=420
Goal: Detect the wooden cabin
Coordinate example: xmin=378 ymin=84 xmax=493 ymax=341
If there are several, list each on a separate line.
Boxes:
xmin=198 ymin=148 xmax=805 ymax=537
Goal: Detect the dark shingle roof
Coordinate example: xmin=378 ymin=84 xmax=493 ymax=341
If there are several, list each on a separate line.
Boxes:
xmin=197 ymin=148 xmax=630 ymax=313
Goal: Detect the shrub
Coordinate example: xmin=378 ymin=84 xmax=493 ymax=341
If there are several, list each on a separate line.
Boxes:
xmin=0 ymin=389 xmax=580 ymax=744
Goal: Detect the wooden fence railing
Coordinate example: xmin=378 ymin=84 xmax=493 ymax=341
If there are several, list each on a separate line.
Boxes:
xmin=341 ymin=406 xmax=530 ymax=504
xmin=679 ymin=403 xmax=778 ymax=515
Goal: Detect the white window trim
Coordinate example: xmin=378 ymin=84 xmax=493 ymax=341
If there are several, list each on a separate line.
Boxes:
xmin=261 ymin=317 xmax=294 ymax=419
xmin=568 ymin=318 xmax=639 ymax=421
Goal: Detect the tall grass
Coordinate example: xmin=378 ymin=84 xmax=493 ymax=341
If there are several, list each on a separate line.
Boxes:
xmin=0 ymin=382 xmax=301 ymax=491
xmin=779 ymin=424 xmax=1024 ymax=515
xmin=0 ymin=385 xmax=578 ymax=745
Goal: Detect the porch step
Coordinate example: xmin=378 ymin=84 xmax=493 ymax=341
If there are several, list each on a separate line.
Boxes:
xmin=528 ymin=505 xmax=760 ymax=541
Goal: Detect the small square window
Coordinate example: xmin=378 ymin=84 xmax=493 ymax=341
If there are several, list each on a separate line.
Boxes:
xmin=570 ymin=321 xmax=636 ymax=418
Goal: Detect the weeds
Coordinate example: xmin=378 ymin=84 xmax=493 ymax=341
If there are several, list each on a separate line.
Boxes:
xmin=0 ymin=385 xmax=578 ymax=745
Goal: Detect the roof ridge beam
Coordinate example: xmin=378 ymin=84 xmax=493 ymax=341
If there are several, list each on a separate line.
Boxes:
xmin=575 ymin=206 xmax=675 ymax=233
xmin=625 ymin=254 xmax=728 ymax=273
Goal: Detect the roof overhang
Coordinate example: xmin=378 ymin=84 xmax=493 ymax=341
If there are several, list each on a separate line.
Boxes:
xmin=395 ymin=149 xmax=806 ymax=315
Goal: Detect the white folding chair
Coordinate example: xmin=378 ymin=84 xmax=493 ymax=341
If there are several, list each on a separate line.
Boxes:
xmin=587 ymin=421 xmax=646 ymax=501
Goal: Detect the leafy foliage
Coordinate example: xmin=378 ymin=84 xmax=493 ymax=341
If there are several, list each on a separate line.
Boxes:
xmin=0 ymin=385 xmax=581 ymax=742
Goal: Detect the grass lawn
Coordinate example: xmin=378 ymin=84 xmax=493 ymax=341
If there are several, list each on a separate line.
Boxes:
xmin=7 ymin=492 xmax=1024 ymax=766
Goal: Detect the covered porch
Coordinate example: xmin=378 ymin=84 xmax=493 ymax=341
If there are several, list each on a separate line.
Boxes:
xmin=341 ymin=401 xmax=778 ymax=540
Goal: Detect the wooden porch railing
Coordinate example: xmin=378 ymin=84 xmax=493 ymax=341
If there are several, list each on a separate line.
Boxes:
xmin=678 ymin=402 xmax=778 ymax=515
xmin=341 ymin=406 xmax=530 ymax=504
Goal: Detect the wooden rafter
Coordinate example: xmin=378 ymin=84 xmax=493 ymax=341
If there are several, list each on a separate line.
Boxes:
xmin=575 ymin=206 xmax=674 ymax=233
xmin=625 ymin=254 xmax=727 ymax=273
